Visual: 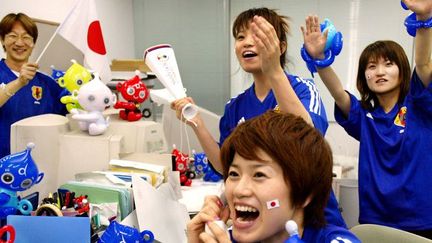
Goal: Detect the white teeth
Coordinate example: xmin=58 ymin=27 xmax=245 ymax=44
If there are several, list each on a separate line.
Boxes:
xmin=235 ymin=205 xmax=257 ymax=212
xmin=244 ymin=51 xmax=254 ymax=55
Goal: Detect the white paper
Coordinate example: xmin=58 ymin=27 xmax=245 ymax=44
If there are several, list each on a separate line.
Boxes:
xmin=132 ymin=176 xmax=189 ymax=243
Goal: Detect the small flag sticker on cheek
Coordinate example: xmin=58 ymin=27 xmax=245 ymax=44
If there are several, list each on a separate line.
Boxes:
xmin=266 ymin=199 xmax=280 ymax=209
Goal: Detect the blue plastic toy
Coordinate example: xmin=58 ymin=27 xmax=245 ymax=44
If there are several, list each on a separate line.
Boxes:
xmin=193 ymin=151 xmax=222 ymax=182
xmin=98 ymin=221 xmax=154 ymax=243
xmin=301 ymin=18 xmax=343 ymax=77
xmin=50 ymin=65 xmax=65 ymax=81
xmin=0 ymin=143 xmax=44 ymax=219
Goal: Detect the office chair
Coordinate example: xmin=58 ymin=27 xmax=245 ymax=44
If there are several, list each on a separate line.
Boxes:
xmin=350 ymin=224 xmax=432 ymax=243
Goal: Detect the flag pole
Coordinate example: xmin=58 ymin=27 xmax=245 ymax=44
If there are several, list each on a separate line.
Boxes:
xmin=35 ymin=28 xmax=59 ymax=64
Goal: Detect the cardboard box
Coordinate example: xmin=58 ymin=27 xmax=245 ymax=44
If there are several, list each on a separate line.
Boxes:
xmin=110 ymin=59 xmax=151 ymax=73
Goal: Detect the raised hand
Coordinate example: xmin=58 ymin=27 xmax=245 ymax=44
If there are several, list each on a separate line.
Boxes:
xmin=402 ymin=0 xmax=432 ymax=18
xmin=301 ymin=15 xmax=328 ymax=59
xmin=250 ymin=15 xmax=283 ymax=75
xmin=170 ymin=97 xmax=201 ymax=126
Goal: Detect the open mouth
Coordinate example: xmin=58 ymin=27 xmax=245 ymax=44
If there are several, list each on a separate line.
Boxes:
xmin=242 ymin=51 xmax=257 ymax=58
xmin=376 ymin=79 xmax=387 ymax=84
xmin=235 ymin=204 xmax=260 ymax=222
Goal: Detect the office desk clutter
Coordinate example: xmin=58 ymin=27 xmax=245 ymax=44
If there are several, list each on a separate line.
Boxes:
xmin=0 ymin=143 xmax=44 ymax=219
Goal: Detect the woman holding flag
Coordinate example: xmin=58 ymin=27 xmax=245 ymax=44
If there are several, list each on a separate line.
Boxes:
xmin=0 ymin=12 xmax=66 ymax=159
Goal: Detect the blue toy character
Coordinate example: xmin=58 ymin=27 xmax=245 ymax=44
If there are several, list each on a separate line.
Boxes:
xmin=98 ymin=221 xmax=154 ymax=243
xmin=0 ymin=143 xmax=44 ymax=219
xmin=50 ymin=65 xmax=65 ymax=81
xmin=193 ymin=151 xmax=222 ymax=182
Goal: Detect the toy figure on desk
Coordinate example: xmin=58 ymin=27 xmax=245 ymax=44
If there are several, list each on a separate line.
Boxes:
xmin=193 ymin=151 xmax=222 ymax=182
xmin=0 ymin=143 xmax=44 ymax=219
xmin=171 ymin=145 xmax=195 ymax=186
xmin=113 ymin=71 xmax=150 ymax=121
xmin=57 ymin=60 xmax=93 ymax=112
xmin=98 ymin=220 xmax=154 ymax=243
xmin=70 ymin=73 xmax=116 ymax=136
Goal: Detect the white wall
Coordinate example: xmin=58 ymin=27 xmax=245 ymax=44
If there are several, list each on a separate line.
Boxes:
xmin=0 ymin=0 xmax=136 ymax=64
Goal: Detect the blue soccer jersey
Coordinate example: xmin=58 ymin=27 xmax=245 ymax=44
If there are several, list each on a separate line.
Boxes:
xmin=219 ymin=73 xmax=346 ymax=228
xmin=302 ymin=224 xmax=361 ymax=243
xmin=335 ymin=70 xmax=432 ymax=230
xmin=219 ymin=74 xmax=328 ymax=145
xmin=228 ymin=224 xmax=360 ymax=243
xmin=0 ymin=59 xmax=67 ymax=158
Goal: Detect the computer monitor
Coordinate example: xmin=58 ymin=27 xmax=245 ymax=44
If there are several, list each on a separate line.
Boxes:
xmin=10 ymin=112 xmax=168 ymax=201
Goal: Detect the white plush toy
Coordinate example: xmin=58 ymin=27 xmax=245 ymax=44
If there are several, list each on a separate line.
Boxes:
xmin=71 ymin=73 xmax=116 ymax=135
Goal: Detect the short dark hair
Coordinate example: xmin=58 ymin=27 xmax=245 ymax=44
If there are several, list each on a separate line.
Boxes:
xmin=0 ymin=13 xmax=38 ymax=51
xmin=220 ymin=111 xmax=333 ymax=227
xmin=232 ymin=8 xmax=290 ymax=68
xmin=357 ymin=40 xmax=411 ymax=110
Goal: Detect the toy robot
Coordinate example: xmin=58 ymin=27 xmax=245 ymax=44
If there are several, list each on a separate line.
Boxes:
xmin=0 ymin=143 xmax=44 ymax=219
xmin=114 ymin=71 xmax=151 ymax=121
xmin=71 ymin=73 xmax=116 ymax=136
xmin=57 ymin=60 xmax=93 ymax=112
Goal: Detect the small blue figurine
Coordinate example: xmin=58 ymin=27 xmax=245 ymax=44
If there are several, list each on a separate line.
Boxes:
xmin=0 ymin=143 xmax=44 ymax=219
xmin=193 ymin=151 xmax=222 ymax=182
xmin=98 ymin=221 xmax=154 ymax=243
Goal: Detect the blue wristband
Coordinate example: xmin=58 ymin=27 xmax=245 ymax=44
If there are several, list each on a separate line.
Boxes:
xmin=404 ymin=12 xmax=432 ymax=37
xmin=301 ymin=19 xmax=343 ymax=77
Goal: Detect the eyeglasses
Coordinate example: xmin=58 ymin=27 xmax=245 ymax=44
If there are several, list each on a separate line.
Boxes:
xmin=4 ymin=32 xmax=34 ymax=45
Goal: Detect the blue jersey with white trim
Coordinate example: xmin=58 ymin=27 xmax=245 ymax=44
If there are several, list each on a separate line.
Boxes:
xmin=302 ymin=224 xmax=361 ymax=243
xmin=219 ymin=73 xmax=347 ymax=228
xmin=0 ymin=59 xmax=67 ymax=158
xmin=228 ymin=224 xmax=360 ymax=243
xmin=219 ymin=73 xmax=328 ymax=145
xmin=335 ymin=70 xmax=432 ymax=230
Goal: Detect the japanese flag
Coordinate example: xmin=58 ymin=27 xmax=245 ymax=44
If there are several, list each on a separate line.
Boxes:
xmin=57 ymin=0 xmax=111 ymax=82
xmin=266 ymin=199 xmax=280 ymax=209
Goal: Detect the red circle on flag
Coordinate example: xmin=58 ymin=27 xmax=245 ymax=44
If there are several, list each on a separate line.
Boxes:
xmin=271 ymin=202 xmax=276 ymax=207
xmin=87 ymin=21 xmax=106 ymax=55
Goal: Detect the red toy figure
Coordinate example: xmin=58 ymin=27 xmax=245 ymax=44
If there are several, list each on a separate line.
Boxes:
xmin=114 ymin=71 xmax=150 ymax=121
xmin=171 ymin=145 xmax=193 ymax=186
xmin=73 ymin=195 xmax=89 ymax=214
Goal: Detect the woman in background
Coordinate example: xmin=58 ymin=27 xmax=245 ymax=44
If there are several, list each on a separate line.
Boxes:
xmin=302 ymin=0 xmax=432 ymax=237
xmin=172 ymin=7 xmax=345 ymax=228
